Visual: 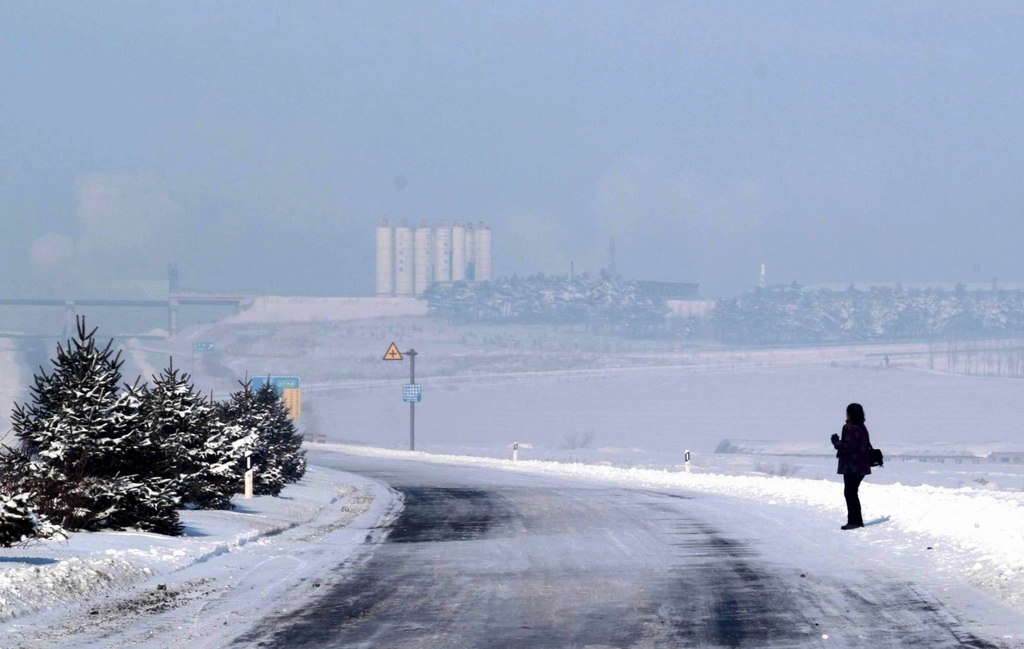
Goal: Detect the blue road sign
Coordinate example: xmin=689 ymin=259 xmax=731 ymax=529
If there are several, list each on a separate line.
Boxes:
xmin=194 ymin=341 xmax=215 ymax=352
xmin=251 ymin=375 xmax=301 ymax=395
xmin=403 ymin=384 xmax=422 ymax=403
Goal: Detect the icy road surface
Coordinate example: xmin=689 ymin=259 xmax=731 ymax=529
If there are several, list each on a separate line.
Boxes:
xmin=240 ymin=452 xmax=1014 ymax=648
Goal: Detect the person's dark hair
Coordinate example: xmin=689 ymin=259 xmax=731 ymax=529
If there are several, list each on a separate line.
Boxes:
xmin=846 ymin=403 xmax=866 ymax=425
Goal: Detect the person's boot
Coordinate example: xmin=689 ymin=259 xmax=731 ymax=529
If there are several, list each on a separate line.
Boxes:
xmin=841 ymin=523 xmax=864 ymax=530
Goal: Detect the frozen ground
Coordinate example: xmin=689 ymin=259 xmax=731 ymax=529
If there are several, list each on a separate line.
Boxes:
xmin=3 ymin=311 xmax=1024 ymax=643
xmin=98 ymin=315 xmax=1024 ymax=485
xmin=1 ymin=445 xmax=1023 ymax=647
xmin=370 ymin=363 xmax=1018 ymax=448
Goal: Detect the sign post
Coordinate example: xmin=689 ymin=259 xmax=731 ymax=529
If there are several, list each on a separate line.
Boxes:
xmin=384 ymin=342 xmax=420 ymax=451
xmin=250 ymin=375 xmax=302 ymax=420
xmin=192 ymin=341 xmax=215 ymax=377
xmin=407 ymin=349 xmax=418 ymax=451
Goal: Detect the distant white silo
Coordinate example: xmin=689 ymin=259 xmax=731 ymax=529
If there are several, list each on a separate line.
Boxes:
xmin=464 ymin=225 xmax=476 ymax=281
xmin=433 ymin=220 xmax=452 ymax=283
xmin=450 ymin=221 xmax=466 ymax=282
xmin=375 ymin=219 xmax=394 ymax=296
xmin=475 ymin=222 xmax=493 ymax=281
xmin=414 ymin=220 xmax=433 ymax=295
xmin=394 ymin=221 xmax=414 ymax=296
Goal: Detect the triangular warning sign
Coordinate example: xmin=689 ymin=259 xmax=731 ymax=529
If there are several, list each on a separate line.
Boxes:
xmin=383 ymin=342 xmax=403 ymax=361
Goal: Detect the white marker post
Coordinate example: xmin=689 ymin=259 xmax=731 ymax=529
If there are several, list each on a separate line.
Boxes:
xmin=244 ymin=454 xmax=254 ymax=498
xmin=513 ymin=442 xmax=519 ymax=462
xmin=684 ymin=449 xmax=691 ymax=474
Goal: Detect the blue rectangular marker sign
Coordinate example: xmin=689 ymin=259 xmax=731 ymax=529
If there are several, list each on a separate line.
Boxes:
xmin=403 ymin=384 xmax=422 ymax=403
xmin=251 ymin=375 xmax=301 ymax=395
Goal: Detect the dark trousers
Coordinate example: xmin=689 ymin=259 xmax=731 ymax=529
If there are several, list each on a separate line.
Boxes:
xmin=843 ymin=474 xmax=865 ymax=526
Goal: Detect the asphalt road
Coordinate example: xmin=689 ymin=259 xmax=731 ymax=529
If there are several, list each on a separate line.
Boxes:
xmin=239 ymin=453 xmax=1004 ymax=648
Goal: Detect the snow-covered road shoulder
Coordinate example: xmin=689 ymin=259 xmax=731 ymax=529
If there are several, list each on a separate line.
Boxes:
xmin=0 ymin=464 xmax=396 ymax=642
xmin=314 ymin=443 xmax=1024 ymax=616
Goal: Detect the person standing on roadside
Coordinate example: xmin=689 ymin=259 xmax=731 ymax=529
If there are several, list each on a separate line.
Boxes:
xmin=831 ymin=403 xmax=872 ymax=530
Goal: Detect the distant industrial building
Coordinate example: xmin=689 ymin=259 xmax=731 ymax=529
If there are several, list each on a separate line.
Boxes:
xmin=376 ymin=220 xmax=493 ymax=296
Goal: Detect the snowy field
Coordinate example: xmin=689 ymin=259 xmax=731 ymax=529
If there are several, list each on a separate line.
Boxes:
xmin=154 ymin=314 xmax=1024 ymax=481
xmin=1 ymin=444 xmax=1023 ymax=647
xmin=314 ymin=361 xmax=1024 ymax=485
xmin=4 ymin=312 xmax=1024 ymax=643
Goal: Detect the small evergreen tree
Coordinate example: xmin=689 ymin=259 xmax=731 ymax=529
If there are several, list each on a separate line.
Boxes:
xmin=0 ymin=492 xmax=62 ymax=548
xmin=216 ymin=379 xmax=284 ymax=496
xmin=253 ymin=381 xmax=307 ymax=484
xmin=9 ymin=317 xmax=182 ymax=535
xmin=0 ymin=453 xmax=65 ymax=547
xmin=141 ymin=360 xmax=237 ymax=510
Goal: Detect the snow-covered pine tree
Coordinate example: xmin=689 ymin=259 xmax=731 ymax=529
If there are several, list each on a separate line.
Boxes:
xmin=9 ymin=316 xmax=182 ymax=535
xmin=140 ymin=360 xmax=237 ymax=510
xmin=202 ymin=412 xmax=251 ymax=500
xmin=0 ymin=492 xmax=63 ymax=548
xmin=253 ymin=381 xmax=306 ymax=485
xmin=216 ymin=379 xmax=285 ymax=496
xmin=0 ymin=452 xmax=65 ymax=547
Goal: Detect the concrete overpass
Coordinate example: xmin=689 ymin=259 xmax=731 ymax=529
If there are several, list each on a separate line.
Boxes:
xmin=0 ymin=294 xmax=249 ymax=337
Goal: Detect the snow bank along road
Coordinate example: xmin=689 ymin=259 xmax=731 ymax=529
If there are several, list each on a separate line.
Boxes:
xmin=4 ymin=446 xmax=1024 ymax=647
xmin=240 ymin=451 xmax=1023 ymax=648
xmin=0 ymin=466 xmax=397 ymax=649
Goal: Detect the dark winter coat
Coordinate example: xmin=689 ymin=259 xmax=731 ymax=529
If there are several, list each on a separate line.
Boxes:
xmin=833 ymin=423 xmax=873 ymax=476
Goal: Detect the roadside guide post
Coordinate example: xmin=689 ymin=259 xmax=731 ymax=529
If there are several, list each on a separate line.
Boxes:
xmin=684 ymin=449 xmax=691 ymax=474
xmin=513 ymin=442 xmax=519 ymax=462
xmin=244 ymin=453 xmax=254 ymax=498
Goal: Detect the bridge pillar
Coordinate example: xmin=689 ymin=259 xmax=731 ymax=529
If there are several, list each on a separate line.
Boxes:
xmin=64 ymin=300 xmax=75 ymax=338
xmin=168 ymin=298 xmax=179 ymax=337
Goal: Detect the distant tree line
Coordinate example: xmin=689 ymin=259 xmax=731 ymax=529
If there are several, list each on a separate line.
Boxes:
xmin=0 ymin=318 xmax=306 ymax=547
xmin=423 ymin=274 xmax=669 ymax=336
xmin=712 ymin=285 xmax=1024 ymax=345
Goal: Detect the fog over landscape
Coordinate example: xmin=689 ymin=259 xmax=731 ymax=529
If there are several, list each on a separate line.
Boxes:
xmin=1 ymin=1 xmax=1023 ymax=467
xmin=4 ymin=5 xmax=1024 ymax=647
xmin=2 ymin=2 xmax=1023 ymax=297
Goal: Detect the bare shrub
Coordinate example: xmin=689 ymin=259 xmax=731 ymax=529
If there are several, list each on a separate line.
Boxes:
xmin=562 ymin=432 xmax=594 ymax=450
xmin=752 ymin=460 xmax=800 ymax=477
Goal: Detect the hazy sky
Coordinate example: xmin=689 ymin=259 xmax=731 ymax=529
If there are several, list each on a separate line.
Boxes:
xmin=2 ymin=2 xmax=1022 ymax=297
